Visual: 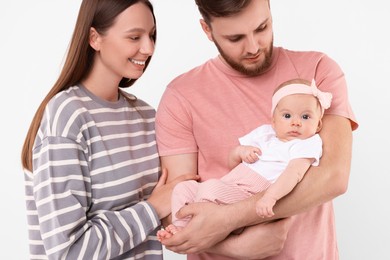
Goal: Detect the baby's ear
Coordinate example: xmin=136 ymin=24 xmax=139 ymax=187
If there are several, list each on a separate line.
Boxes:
xmin=316 ymin=119 xmax=323 ymax=133
xmin=271 ymin=116 xmax=276 ymax=129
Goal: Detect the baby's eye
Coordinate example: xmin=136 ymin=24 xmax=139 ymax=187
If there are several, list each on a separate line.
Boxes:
xmin=283 ymin=113 xmax=291 ymax=119
xmin=302 ymin=114 xmax=310 ymax=120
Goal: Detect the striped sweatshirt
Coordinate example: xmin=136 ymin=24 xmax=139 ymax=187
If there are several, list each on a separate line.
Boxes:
xmin=24 ymin=85 xmax=162 ymax=259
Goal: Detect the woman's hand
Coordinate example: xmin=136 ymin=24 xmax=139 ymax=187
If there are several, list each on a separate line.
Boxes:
xmin=147 ymin=169 xmax=199 ymax=219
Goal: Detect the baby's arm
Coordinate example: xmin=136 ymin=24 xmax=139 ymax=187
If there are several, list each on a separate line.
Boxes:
xmin=256 ymin=158 xmax=314 ymax=217
xmin=228 ymin=145 xmax=261 ymax=169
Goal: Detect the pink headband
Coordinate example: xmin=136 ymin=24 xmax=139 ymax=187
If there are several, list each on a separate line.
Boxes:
xmin=271 ymin=79 xmax=333 ymax=115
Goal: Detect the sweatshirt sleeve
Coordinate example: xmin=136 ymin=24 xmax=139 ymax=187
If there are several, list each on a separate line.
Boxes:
xmin=29 ymin=136 xmax=160 ymax=260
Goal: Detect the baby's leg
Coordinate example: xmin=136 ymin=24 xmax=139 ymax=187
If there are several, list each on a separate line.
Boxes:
xmin=171 ymin=180 xmax=199 ymax=227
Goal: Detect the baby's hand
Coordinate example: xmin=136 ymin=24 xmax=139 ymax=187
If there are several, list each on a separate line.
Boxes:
xmin=240 ymin=146 xmax=261 ymax=163
xmin=256 ymin=196 xmax=276 ymax=218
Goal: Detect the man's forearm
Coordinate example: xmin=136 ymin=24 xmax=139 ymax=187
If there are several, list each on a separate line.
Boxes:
xmin=205 ymin=218 xmax=291 ymax=259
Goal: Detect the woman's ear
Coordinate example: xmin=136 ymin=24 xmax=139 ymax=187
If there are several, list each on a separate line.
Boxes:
xmin=200 ymin=19 xmax=213 ymax=42
xmin=89 ymin=27 xmax=101 ymax=51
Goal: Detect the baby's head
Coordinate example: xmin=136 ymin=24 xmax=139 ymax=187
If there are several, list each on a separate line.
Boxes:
xmin=271 ymin=79 xmax=332 ymax=141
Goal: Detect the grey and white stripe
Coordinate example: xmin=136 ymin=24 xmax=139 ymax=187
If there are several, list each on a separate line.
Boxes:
xmin=24 ymin=85 xmax=162 ymax=259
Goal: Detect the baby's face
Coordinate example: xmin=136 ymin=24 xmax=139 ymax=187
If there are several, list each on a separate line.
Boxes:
xmin=272 ymin=94 xmax=322 ymax=142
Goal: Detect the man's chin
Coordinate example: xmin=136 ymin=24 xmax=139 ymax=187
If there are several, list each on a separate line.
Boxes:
xmin=240 ymin=64 xmax=269 ymax=76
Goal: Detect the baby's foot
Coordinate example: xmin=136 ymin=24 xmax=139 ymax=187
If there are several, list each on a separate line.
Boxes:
xmin=157 ymin=224 xmax=182 ymax=241
xmin=157 ymin=229 xmax=173 ymax=241
xmin=165 ymin=224 xmax=181 ymax=235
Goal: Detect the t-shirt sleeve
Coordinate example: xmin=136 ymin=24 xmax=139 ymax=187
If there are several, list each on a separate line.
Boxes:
xmin=289 ymin=134 xmax=323 ymax=166
xmin=155 ymin=87 xmax=198 ymax=156
xmin=315 ymin=54 xmax=358 ymax=130
xmin=238 ymin=124 xmax=275 ymax=148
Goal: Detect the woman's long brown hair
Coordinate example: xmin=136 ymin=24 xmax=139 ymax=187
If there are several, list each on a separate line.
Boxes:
xmin=21 ymin=0 xmax=156 ymax=172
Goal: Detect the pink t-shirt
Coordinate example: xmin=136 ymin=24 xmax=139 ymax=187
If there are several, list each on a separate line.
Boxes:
xmin=156 ymin=47 xmax=358 ymax=260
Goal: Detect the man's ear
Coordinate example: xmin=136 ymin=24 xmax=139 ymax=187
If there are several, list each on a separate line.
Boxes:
xmin=89 ymin=27 xmax=101 ymax=51
xmin=199 ymin=19 xmax=213 ymax=42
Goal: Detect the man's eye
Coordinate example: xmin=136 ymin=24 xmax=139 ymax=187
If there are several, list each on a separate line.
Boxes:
xmin=256 ymin=25 xmax=267 ymax=32
xmin=228 ymin=37 xmax=241 ymax=43
xmin=226 ymin=34 xmax=244 ymax=42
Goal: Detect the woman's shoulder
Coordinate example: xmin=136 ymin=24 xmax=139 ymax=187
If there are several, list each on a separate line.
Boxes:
xmin=121 ymin=91 xmax=156 ymax=118
xmin=47 ymin=85 xmax=88 ymax=112
xmin=41 ymin=86 xmax=90 ymax=137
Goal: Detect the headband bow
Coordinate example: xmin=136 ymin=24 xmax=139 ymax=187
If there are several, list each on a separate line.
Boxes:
xmin=271 ymin=79 xmax=333 ymax=115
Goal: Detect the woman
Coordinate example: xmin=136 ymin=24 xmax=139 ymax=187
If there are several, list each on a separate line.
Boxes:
xmin=21 ymin=0 xmax=194 ymax=259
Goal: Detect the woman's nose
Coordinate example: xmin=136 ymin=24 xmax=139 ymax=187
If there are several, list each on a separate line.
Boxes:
xmin=140 ymin=37 xmax=155 ymax=56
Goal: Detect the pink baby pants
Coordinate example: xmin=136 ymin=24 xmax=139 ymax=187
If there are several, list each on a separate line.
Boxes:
xmin=171 ymin=163 xmax=271 ymax=227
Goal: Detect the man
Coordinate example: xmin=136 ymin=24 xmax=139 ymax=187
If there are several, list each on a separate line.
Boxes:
xmin=156 ymin=0 xmax=358 ymax=259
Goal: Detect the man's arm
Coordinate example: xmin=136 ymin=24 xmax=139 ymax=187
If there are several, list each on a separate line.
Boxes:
xmin=208 ymin=218 xmax=292 ymax=259
xmin=160 ymin=153 xmax=198 ymax=227
xmin=161 ymin=115 xmax=353 ymax=255
xmin=162 ymin=153 xmax=198 ymax=182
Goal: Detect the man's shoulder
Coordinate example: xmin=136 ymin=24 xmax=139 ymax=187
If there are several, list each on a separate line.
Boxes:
xmin=275 ymin=47 xmax=339 ymax=75
xmin=277 ymin=47 xmax=328 ymax=62
xmin=167 ymin=58 xmax=217 ymax=89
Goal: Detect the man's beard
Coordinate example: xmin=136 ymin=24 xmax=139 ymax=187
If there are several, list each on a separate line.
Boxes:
xmin=213 ymin=36 xmax=274 ymax=76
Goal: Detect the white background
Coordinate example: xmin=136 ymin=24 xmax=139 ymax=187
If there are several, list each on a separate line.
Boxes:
xmin=1 ymin=0 xmax=389 ymax=259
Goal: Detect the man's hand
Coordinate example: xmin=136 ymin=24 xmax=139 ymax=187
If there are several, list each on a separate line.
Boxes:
xmin=161 ymin=202 xmax=234 ymax=254
xmin=160 ymin=201 xmax=291 ymax=258
xmin=213 ymin=218 xmax=292 ymax=259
